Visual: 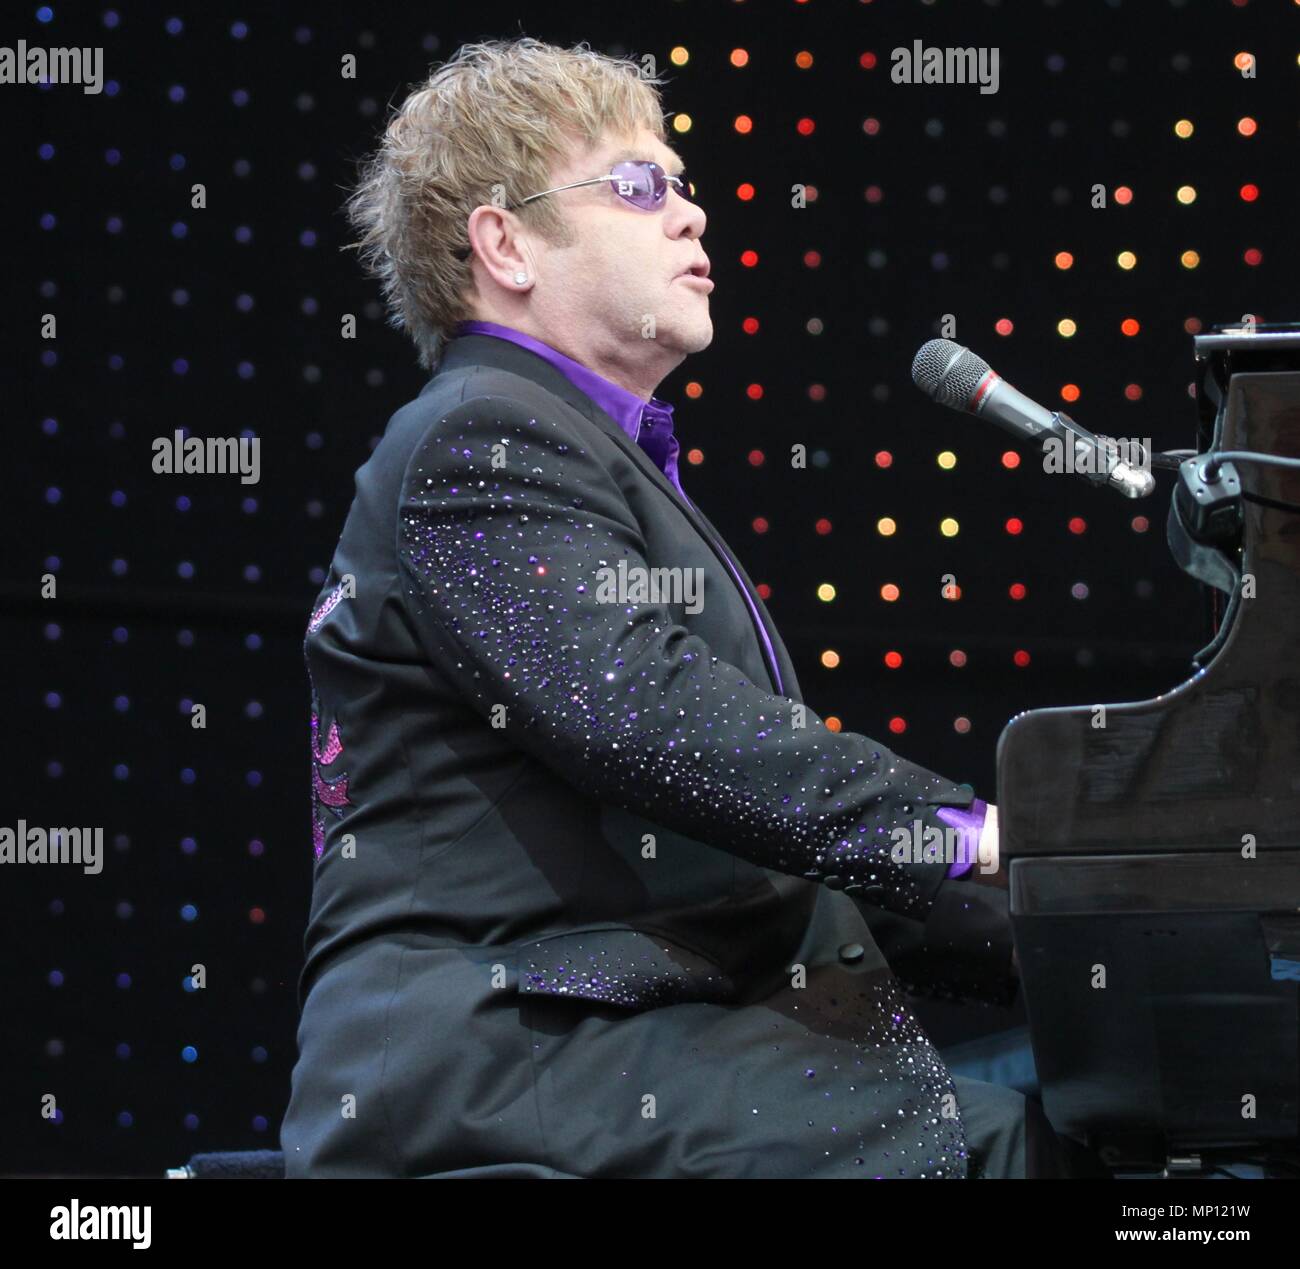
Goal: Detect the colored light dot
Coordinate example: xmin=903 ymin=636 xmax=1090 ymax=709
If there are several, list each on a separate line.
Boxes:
xmin=1057 ymin=318 xmax=1077 ymax=338
xmin=874 ymin=450 xmax=892 ymax=469
xmin=1013 ymin=650 xmax=1031 ymax=667
xmin=814 ymin=518 xmax=832 ymax=536
xmin=817 ymin=583 xmax=836 ymax=603
xmin=730 ymin=49 xmax=749 ymax=68
xmin=1124 ymin=383 xmax=1143 ymax=401
xmin=942 ymin=582 xmax=962 ymax=600
xmin=742 ymin=316 xmax=759 ymax=334
xmin=1071 ymin=582 xmax=1090 ymax=600
xmin=796 ymin=118 xmax=815 ymax=136
xmin=859 ymin=51 xmax=878 ymax=69
xmin=884 ymin=651 xmax=903 ymax=669
xmin=795 ymin=51 xmax=813 ymax=69
xmin=734 ymin=115 xmax=753 ymax=134
xmin=756 ymin=582 xmax=771 ymax=600
xmin=736 ymin=182 xmax=755 ymax=201
xmin=877 ymin=517 xmax=896 ymax=537
xmin=671 ymin=114 xmax=692 ymax=134
xmin=684 ymin=381 xmax=703 ymax=400
xmin=936 ymin=451 xmax=956 ymax=470
xmin=1121 ymin=318 xmax=1140 ymax=336
xmin=1114 ymin=186 xmax=1133 ymax=205
xmin=686 ymin=448 xmax=704 ymax=466
xmin=1054 ymin=252 xmax=1073 ymax=270
xmin=954 ymin=717 xmax=971 ymax=734
xmin=249 ymin=907 xmax=266 ymax=924
xmin=1010 ymin=583 xmax=1027 ymax=600
xmin=1174 ymin=119 xmax=1194 ymax=138
xmin=1181 ymin=250 xmax=1200 ymax=269
xmin=1244 ymin=247 xmax=1262 ymax=266
xmin=825 ymin=716 xmax=842 ymax=733
xmin=740 ymin=249 xmax=758 ymax=267
xmin=802 ymin=250 xmax=821 ymax=269
xmin=1061 ymin=384 xmax=1080 ymax=403
xmin=751 ymin=516 xmax=769 ymax=534
xmin=821 ymin=649 xmax=840 ymax=669
xmin=949 ymin=650 xmax=967 ymax=668
xmin=880 ymin=583 xmax=899 ymax=602
xmin=939 ymin=518 xmax=959 ymax=537
xmin=745 ymin=383 xmax=763 ymax=400
xmin=1176 ymin=185 xmax=1197 ymax=205
xmin=1001 ymin=451 xmax=1020 ymax=469
xmin=1117 ymin=251 xmax=1137 ymax=270
xmin=888 ymin=717 xmax=907 ymax=735
xmin=747 ymin=449 xmax=765 ymax=467
xmin=862 ymin=117 xmax=881 ymax=136
xmin=670 ymin=46 xmax=689 ymax=66
xmin=1234 ymin=52 xmax=1254 ymax=72
xmin=995 ymin=317 xmax=1014 ymax=336
xmin=1237 ymin=117 xmax=1256 ymax=137
xmin=1240 ymin=184 xmax=1259 ymax=202
xmin=1005 ymin=518 xmax=1023 ymax=535
xmin=1068 ymin=517 xmax=1087 ymax=535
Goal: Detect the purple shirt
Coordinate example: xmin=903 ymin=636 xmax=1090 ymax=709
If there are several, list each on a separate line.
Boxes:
xmin=450 ymin=319 xmax=986 ymax=879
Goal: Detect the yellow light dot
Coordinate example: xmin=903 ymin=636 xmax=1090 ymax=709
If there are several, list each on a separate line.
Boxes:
xmin=670 ymin=46 xmax=690 ymax=67
xmin=1174 ymin=119 xmax=1194 ymax=139
xmin=1117 ymin=251 xmax=1137 ymax=270
xmin=671 ymin=114 xmax=693 ymax=135
xmin=1176 ymin=185 xmax=1197 ymax=205
xmin=936 ymin=450 xmax=957 ymax=470
xmin=1180 ymin=250 xmax=1200 ymax=269
xmin=877 ymin=517 xmax=896 ymax=537
xmin=940 ymin=518 xmax=960 ymax=538
xmin=1057 ymin=318 xmax=1077 ymax=337
xmin=817 ymin=583 xmax=836 ymax=602
xmin=821 ymin=649 xmax=841 ymax=669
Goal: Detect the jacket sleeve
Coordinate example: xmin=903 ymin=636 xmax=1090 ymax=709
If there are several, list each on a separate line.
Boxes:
xmin=396 ymin=394 xmax=977 ymax=920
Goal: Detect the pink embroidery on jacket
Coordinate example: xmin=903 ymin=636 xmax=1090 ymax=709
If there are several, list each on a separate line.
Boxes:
xmin=310 ymin=709 xmax=351 ymax=859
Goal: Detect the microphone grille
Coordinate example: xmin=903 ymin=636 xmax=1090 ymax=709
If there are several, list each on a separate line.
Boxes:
xmin=911 ymin=338 xmax=993 ymax=411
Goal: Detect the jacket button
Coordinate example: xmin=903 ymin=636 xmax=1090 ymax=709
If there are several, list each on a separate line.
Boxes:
xmin=839 ymin=942 xmax=865 ymax=963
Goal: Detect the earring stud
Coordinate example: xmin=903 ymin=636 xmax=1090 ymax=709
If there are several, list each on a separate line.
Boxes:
xmin=514 ymin=271 xmax=528 ymax=285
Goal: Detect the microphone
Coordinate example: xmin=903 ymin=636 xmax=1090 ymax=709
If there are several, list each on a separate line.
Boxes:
xmin=910 ymin=338 xmax=1156 ymax=499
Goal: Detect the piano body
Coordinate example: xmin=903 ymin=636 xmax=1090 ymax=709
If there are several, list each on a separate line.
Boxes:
xmin=997 ymin=324 xmax=1300 ymax=1171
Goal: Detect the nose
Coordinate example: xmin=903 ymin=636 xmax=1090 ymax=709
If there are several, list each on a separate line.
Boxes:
xmin=665 ymin=183 xmax=706 ymax=244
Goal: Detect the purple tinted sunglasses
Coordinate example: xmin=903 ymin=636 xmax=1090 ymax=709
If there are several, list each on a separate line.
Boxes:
xmin=454 ymin=160 xmax=689 ymax=260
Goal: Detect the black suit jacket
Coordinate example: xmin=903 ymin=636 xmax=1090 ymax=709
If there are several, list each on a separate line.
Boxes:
xmin=281 ymin=331 xmax=1016 ymax=1178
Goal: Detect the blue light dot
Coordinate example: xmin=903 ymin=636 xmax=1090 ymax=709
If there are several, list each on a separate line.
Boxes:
xmin=245 ymin=700 xmax=263 ymax=718
xmin=48 ymin=969 xmax=64 ymax=987
xmin=44 ymin=692 xmax=62 ymax=709
xmin=40 ymin=213 xmax=56 ymax=230
xmin=104 ymin=80 xmax=119 ymax=96
xmin=234 ymin=225 xmax=252 ymax=243
xmin=172 ymin=358 xmax=188 ymax=375
xmin=171 ymin=221 xmax=187 ymax=239
xmin=248 ymin=839 xmax=265 ymax=858
xmin=252 ymin=1044 xmax=269 ymax=1061
xmin=179 ymin=767 xmax=196 ymax=784
xmin=232 ymin=88 xmax=249 ymax=106
xmin=181 ymin=1045 xmax=198 ymax=1063
xmin=113 ymin=695 xmax=130 ymax=711
xmin=299 ymin=229 xmax=317 ymax=247
xmin=46 ymin=761 xmax=63 ymax=778
xmin=44 ymin=623 xmax=61 ymax=640
xmin=39 ymin=142 xmax=55 ymax=160
xmin=168 ymin=84 xmax=185 ymax=103
xmin=111 ymin=626 xmax=129 ymax=643
xmin=116 ymin=1111 xmax=133 ymax=1127
xmin=230 ymin=20 xmax=248 ymax=38
xmin=110 ymin=490 xmax=126 ymax=507
xmin=116 ymin=972 xmax=131 ymax=989
xmin=110 ymin=558 xmax=128 ymax=576
xmin=37 ymin=7 xmax=53 ymax=24
xmin=180 ymin=903 xmax=198 ymax=922
xmin=301 ymin=296 xmax=318 ymax=315
xmin=42 ymin=417 xmax=58 ymax=434
xmin=237 ymin=361 xmax=255 ymax=379
xmin=116 ymin=1042 xmax=131 ymax=1059
xmin=115 ymin=900 xmax=133 ymax=918
xmin=183 ymin=1113 xmax=200 ymax=1130
xmin=245 ymin=633 xmax=262 ymax=651
xmin=112 ymin=763 xmax=129 ymax=780
xmin=252 ymin=1115 xmax=269 ymax=1133
xmin=168 ymin=153 xmax=185 ymax=170
xmin=235 ymin=293 xmax=254 ymax=312
xmin=41 ymin=349 xmax=59 ymax=367
xmin=241 ymin=496 xmax=258 ymax=513
xmin=103 ymin=10 xmax=119 ymax=28
xmin=177 ymin=561 xmax=195 ymax=579
xmin=165 ymin=17 xmax=183 ymax=35
xmin=242 ymin=564 xmax=261 ymax=582
xmin=180 ymin=836 xmax=197 ymax=855
xmin=175 ymin=495 xmax=191 ymax=511
xmin=106 ymin=216 xmax=123 ymax=234
xmin=177 ymin=629 xmax=194 ymax=647
xmin=107 ymin=353 xmax=124 ymax=370
xmin=45 ymin=487 xmax=61 ymax=505
xmin=171 ymin=288 xmax=189 ymax=305
xmin=246 ymin=770 xmax=262 ymax=787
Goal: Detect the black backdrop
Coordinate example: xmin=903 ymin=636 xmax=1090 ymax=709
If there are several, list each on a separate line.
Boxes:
xmin=6 ymin=0 xmax=1296 ymax=1176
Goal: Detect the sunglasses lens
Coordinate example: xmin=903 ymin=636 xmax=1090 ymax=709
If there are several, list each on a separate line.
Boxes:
xmin=609 ymin=160 xmax=665 ymax=210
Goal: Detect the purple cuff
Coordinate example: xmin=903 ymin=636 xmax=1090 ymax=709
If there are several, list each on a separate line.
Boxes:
xmin=935 ymin=797 xmax=988 ymax=879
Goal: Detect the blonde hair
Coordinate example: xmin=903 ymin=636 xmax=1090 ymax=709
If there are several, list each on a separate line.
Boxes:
xmin=346 ymin=37 xmax=669 ymax=371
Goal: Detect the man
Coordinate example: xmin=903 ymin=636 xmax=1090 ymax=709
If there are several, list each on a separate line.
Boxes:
xmin=282 ymin=36 xmax=1093 ymax=1179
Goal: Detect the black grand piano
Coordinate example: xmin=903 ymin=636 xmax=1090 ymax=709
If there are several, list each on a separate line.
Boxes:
xmin=998 ymin=323 xmax=1300 ymax=1175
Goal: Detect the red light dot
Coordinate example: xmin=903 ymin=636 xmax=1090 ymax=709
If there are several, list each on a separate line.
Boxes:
xmin=747 ymin=449 xmax=765 ymax=467
xmin=995 ymin=318 xmax=1014 ymax=336
xmin=1005 ymin=517 xmax=1023 ymax=535
xmin=824 ymin=715 xmax=841 ymax=733
xmin=949 ymin=649 xmax=967 ymax=668
xmin=249 ymin=907 xmax=266 ymax=924
xmin=751 ymin=516 xmax=769 ymax=534
xmin=1121 ymin=318 xmax=1140 ymax=336
xmin=874 ymin=450 xmax=893 ymax=468
xmin=740 ymin=249 xmax=759 ymax=267
xmin=1240 ymin=183 xmax=1259 ymax=202
xmin=1244 ymin=247 xmax=1262 ymax=266
xmin=796 ymin=117 xmax=816 ymax=136
xmin=1013 ymin=650 xmax=1031 ymax=668
xmin=862 ymin=117 xmax=881 ymax=136
xmin=880 ymin=583 xmax=900 ymax=602
xmin=1002 ymin=451 xmax=1020 ymax=469
xmin=686 ymin=448 xmax=704 ymax=466
xmin=1237 ymin=117 xmax=1257 ymax=137
xmin=736 ymin=183 xmax=755 ymax=201
xmin=808 ymin=384 xmax=826 ymax=402
xmin=803 ymin=250 xmax=822 ymax=269
xmin=1131 ymin=516 xmax=1149 ymax=533
xmin=884 ymin=650 xmax=903 ymax=669
xmin=864 ymin=184 xmax=883 ymax=204
xmin=1061 ymin=384 xmax=1080 ymax=403
xmin=1009 ymin=582 xmax=1027 ymax=600
xmin=814 ymin=518 xmax=832 ymax=535
xmin=734 ymin=115 xmax=753 ymax=135
xmin=745 ymin=383 xmax=763 ymax=400
xmin=730 ymin=49 xmax=749 ymax=69
xmin=1055 ymin=251 xmax=1074 ymax=270
xmin=888 ymin=716 xmax=907 ymax=734
xmin=756 ymin=582 xmax=772 ymax=600
xmin=859 ymin=51 xmax=878 ymax=69
xmin=1124 ymin=383 xmax=1143 ymax=401
xmin=1068 ymin=517 xmax=1087 ymax=535
xmin=954 ymin=717 xmax=971 ymax=734
xmin=1114 ymin=186 xmax=1133 ymax=205
xmin=742 ymin=316 xmax=760 ymax=336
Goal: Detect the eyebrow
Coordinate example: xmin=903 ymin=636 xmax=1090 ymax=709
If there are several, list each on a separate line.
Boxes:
xmin=605 ymin=147 xmax=685 ymax=177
